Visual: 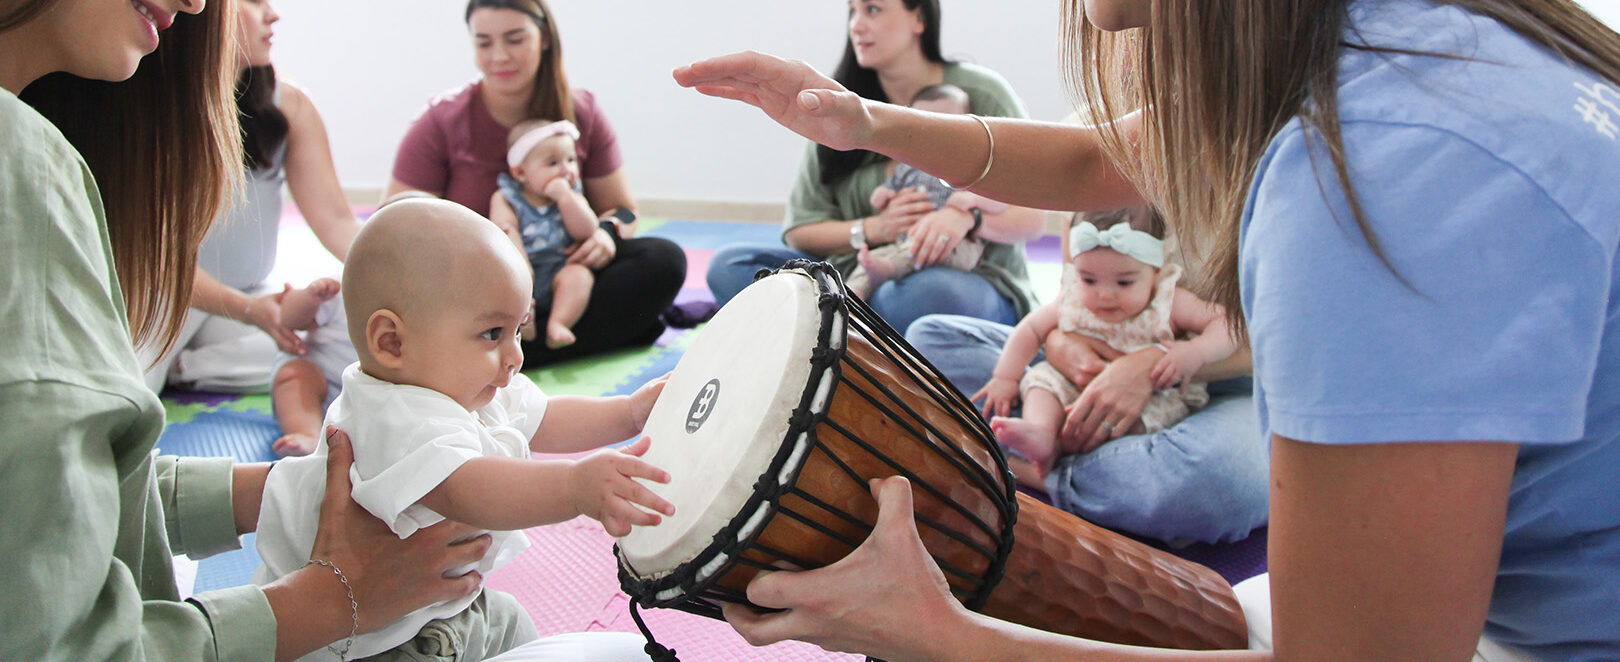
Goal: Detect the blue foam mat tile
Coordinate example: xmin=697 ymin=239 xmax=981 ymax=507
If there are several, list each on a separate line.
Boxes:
xmin=157 ymin=409 xmax=280 ymax=463
xmin=642 ymin=220 xmax=783 ymax=250
xmin=194 ymin=533 xmax=262 ymax=593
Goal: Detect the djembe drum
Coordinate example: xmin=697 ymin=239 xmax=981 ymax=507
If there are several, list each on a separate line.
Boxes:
xmin=615 ymin=261 xmax=1246 ymax=650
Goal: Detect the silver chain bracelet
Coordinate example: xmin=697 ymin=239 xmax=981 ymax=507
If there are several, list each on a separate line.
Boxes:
xmin=306 ymin=558 xmax=358 ymax=661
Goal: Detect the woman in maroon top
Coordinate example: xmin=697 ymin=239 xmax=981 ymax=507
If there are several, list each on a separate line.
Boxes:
xmin=387 ymin=0 xmax=685 ymax=367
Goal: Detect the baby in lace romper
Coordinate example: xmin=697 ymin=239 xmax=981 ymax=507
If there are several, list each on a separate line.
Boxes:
xmin=973 ymin=208 xmax=1239 ymax=488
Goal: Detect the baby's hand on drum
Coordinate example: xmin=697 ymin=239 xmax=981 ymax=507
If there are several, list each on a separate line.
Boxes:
xmin=571 ymin=436 xmax=676 ymax=537
xmin=971 ymin=376 xmax=1021 ymax=420
xmin=628 ymin=374 xmax=671 ymax=432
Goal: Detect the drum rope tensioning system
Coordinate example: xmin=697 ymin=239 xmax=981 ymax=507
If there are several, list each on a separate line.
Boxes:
xmin=615 ymin=260 xmax=1247 ymax=660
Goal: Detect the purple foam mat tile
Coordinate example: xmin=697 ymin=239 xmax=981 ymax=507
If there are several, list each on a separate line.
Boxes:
xmin=1163 ymin=527 xmax=1269 ymax=586
xmin=673 ymin=286 xmax=715 ymax=306
xmin=1025 ymin=234 xmax=1064 ymax=263
xmin=486 ymin=517 xmax=856 ymax=661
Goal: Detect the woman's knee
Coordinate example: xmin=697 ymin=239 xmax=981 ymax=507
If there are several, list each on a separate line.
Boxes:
xmin=622 ymin=236 xmax=687 ymax=283
xmin=872 ymin=272 xmax=1014 ymax=329
xmin=706 ymin=244 xmax=788 ymax=303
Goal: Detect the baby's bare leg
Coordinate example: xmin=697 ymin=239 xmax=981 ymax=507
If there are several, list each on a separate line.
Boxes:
xmin=280 ymin=277 xmax=340 ymax=331
xmin=858 ymin=242 xmax=914 ymax=292
xmin=546 ymin=264 xmax=594 ymax=349
xmin=990 ymin=388 xmax=1065 ymax=485
xmin=271 ymin=359 xmax=327 ymax=457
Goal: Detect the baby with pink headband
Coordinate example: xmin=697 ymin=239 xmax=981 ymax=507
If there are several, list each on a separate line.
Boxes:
xmin=489 ymin=119 xmax=602 ymax=349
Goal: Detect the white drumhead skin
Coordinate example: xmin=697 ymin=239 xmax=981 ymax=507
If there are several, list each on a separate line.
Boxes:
xmin=617 ymin=271 xmax=823 ymax=577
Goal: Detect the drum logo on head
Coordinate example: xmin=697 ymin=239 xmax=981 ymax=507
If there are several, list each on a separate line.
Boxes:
xmin=686 ymin=379 xmax=721 ymax=433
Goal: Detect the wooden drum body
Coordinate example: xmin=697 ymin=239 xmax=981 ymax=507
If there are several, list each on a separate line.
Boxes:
xmin=615 ymin=262 xmax=1246 ymax=650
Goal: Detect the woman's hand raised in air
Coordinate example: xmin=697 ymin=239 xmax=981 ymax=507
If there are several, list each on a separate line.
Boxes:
xmin=674 ymin=51 xmax=876 ymax=153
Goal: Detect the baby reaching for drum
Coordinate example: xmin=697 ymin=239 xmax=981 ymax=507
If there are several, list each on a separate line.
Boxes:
xmin=251 ymin=199 xmax=674 ymax=661
xmin=973 ymin=207 xmax=1238 ymax=488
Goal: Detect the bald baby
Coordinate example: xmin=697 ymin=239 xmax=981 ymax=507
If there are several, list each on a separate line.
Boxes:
xmin=343 ymin=198 xmax=534 ymax=401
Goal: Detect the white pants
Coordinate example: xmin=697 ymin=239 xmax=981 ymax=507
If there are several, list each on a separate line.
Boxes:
xmin=1235 ymin=573 xmax=1538 ymax=661
xmin=485 ymin=632 xmax=652 ymax=662
xmin=139 ymin=283 xmax=280 ymax=394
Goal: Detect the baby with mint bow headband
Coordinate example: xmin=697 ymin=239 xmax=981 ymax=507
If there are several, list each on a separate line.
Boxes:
xmin=973 ymin=210 xmax=1239 ymax=489
xmin=1068 ymin=221 xmax=1166 ymax=267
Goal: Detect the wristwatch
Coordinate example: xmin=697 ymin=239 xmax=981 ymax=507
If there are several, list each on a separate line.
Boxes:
xmin=968 ymin=207 xmax=984 ymax=239
xmin=849 ymin=218 xmax=867 ymax=249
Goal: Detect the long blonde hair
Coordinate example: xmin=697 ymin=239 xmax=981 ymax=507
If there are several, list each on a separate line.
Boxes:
xmin=1063 ymin=0 xmax=1620 ymax=338
xmin=14 ymin=0 xmax=242 ymax=357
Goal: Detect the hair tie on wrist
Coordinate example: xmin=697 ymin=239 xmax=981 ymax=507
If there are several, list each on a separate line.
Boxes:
xmin=307 ymin=558 xmax=359 ymax=661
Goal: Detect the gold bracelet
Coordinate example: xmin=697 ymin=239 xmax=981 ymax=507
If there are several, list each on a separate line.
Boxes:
xmin=307 ymin=558 xmax=359 ymax=661
xmin=950 ymin=114 xmax=995 ymax=191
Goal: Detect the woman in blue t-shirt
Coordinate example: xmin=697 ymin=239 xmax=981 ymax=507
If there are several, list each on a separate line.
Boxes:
xmin=673 ymin=0 xmax=1620 ymax=659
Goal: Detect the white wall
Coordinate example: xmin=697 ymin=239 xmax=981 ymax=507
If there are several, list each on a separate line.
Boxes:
xmin=274 ymin=1 xmax=1620 ymax=206
xmin=270 ymin=1 xmax=1068 ymax=206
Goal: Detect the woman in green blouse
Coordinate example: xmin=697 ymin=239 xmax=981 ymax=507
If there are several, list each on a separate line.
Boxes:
xmin=704 ymin=0 xmax=1047 ymax=335
xmin=0 ymin=1 xmax=490 ymax=659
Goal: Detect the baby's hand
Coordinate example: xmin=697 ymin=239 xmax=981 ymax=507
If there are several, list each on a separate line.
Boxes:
xmin=570 ymin=436 xmax=675 ymax=537
xmin=543 ymin=175 xmax=577 ymax=200
xmin=869 ymin=186 xmax=896 ymax=211
xmin=970 ymin=376 xmax=1022 ymax=421
xmin=1149 ymin=341 xmax=1203 ymax=390
xmin=628 ymin=374 xmax=670 ymax=432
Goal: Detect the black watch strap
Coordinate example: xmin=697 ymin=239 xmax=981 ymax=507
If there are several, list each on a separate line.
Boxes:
xmin=968 ymin=207 xmax=984 ymax=239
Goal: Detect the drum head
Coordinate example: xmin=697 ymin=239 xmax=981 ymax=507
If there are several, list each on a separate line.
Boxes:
xmin=617 ymin=271 xmax=826 ymax=578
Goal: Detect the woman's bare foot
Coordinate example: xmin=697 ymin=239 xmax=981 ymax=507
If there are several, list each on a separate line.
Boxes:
xmin=272 ymin=431 xmax=320 ymax=457
xmin=281 ymin=277 xmax=340 ymax=330
xmin=991 ymin=415 xmax=1058 ymax=475
xmin=546 ymin=321 xmax=576 ymax=349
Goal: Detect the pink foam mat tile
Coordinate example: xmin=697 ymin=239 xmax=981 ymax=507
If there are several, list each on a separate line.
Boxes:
xmin=487 ymin=516 xmax=857 ymax=661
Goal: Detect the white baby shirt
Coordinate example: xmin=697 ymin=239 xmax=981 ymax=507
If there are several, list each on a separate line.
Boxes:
xmin=253 ymin=363 xmax=547 ymax=661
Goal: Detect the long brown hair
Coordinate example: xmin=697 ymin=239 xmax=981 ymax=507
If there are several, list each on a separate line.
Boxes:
xmin=16 ymin=0 xmax=242 ymax=357
xmin=1063 ymin=0 xmax=1620 ymax=338
xmin=820 ymin=0 xmax=948 ymax=186
xmin=238 ymin=64 xmax=289 ymax=172
xmin=465 ymin=0 xmax=576 ymax=125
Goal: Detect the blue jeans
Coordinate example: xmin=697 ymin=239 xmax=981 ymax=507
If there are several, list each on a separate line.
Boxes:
xmin=706 ymin=243 xmax=1019 ymax=333
xmin=905 ymin=314 xmax=1269 ymax=544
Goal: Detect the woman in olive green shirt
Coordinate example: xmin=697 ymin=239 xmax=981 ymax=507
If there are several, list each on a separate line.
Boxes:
xmin=704 ymin=0 xmax=1046 ymax=335
xmin=0 ymin=2 xmax=489 ymax=660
